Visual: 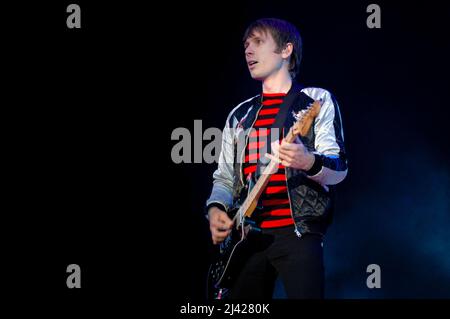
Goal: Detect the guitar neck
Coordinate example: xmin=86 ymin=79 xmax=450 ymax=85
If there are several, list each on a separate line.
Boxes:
xmin=233 ymin=100 xmax=321 ymax=224
xmin=242 ymin=161 xmax=277 ymax=214
xmin=238 ymin=127 xmax=296 ymax=220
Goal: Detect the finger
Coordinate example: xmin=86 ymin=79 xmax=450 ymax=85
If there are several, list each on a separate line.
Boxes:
xmin=212 ymin=228 xmax=231 ymax=240
xmin=211 ymin=215 xmax=223 ymax=226
xmin=221 ymin=213 xmax=233 ymax=225
xmin=274 ymin=156 xmax=289 ymax=167
xmin=212 ymin=214 xmax=231 ymax=229
xmin=277 ymin=149 xmax=294 ymax=162
xmin=282 ymin=136 xmax=303 ymax=145
xmin=278 ymin=148 xmax=296 ymax=159
xmin=211 ymin=213 xmax=222 ymax=224
xmin=212 ymin=224 xmax=232 ymax=234
xmin=214 ymin=216 xmax=226 ymax=226
xmin=217 ymin=223 xmax=232 ymax=231
xmin=280 ymin=141 xmax=300 ymax=151
xmin=212 ymin=221 xmax=231 ymax=232
xmin=218 ymin=214 xmax=233 ymax=228
xmin=214 ymin=212 xmax=228 ymax=223
xmin=273 ymin=152 xmax=291 ymax=166
xmin=281 ymin=160 xmax=290 ymax=167
xmin=225 ymin=220 xmax=234 ymax=229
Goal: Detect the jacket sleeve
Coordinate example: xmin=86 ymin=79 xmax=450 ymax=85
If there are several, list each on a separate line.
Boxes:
xmin=205 ymin=115 xmax=235 ymax=213
xmin=302 ymin=88 xmax=348 ymax=186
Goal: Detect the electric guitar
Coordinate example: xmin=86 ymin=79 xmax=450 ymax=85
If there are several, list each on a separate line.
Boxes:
xmin=207 ymin=99 xmax=321 ymax=299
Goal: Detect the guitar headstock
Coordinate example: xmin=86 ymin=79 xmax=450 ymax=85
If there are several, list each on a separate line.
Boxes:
xmin=291 ymin=100 xmax=321 ymax=137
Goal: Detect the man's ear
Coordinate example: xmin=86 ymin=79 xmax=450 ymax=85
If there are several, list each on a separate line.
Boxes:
xmin=281 ymin=43 xmax=294 ymax=59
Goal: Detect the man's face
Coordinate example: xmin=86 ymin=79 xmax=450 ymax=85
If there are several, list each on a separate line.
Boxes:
xmin=244 ymin=29 xmax=285 ymax=81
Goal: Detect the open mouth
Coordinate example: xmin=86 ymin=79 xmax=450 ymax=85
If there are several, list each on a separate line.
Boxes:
xmin=248 ymin=61 xmax=258 ymax=66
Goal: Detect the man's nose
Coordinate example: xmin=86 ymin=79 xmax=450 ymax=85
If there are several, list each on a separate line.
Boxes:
xmin=245 ymin=44 xmax=254 ymax=56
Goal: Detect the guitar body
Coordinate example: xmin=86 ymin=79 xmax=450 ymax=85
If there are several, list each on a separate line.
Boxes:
xmin=206 ymin=208 xmax=261 ymax=299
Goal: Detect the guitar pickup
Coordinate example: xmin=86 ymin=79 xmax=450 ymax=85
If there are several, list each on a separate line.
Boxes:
xmin=244 ymin=218 xmax=262 ymax=233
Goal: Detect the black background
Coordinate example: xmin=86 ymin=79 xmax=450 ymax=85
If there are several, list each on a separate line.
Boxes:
xmin=5 ymin=0 xmax=450 ymax=314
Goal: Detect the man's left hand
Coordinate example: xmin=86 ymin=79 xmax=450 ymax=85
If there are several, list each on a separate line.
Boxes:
xmin=268 ymin=138 xmax=315 ymax=171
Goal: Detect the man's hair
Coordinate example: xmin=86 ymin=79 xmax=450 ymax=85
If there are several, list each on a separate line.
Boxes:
xmin=243 ymin=18 xmax=303 ymax=79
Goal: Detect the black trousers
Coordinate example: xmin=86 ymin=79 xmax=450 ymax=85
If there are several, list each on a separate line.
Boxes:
xmin=228 ymin=226 xmax=324 ymax=299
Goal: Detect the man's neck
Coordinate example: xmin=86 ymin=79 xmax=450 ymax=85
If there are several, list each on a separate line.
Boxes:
xmin=262 ymin=70 xmax=292 ymax=94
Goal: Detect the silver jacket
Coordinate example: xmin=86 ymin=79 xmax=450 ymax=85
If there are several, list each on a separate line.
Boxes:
xmin=206 ymin=87 xmax=348 ymax=237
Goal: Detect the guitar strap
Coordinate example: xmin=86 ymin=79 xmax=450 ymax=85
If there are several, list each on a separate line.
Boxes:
xmin=270 ymin=81 xmax=304 ymax=131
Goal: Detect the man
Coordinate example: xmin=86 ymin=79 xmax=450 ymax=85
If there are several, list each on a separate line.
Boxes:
xmin=206 ymin=18 xmax=348 ymax=299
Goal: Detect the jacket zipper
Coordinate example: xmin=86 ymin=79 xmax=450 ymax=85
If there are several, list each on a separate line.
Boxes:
xmin=285 ymin=169 xmax=302 ymax=238
xmin=282 ymin=126 xmax=302 ymax=238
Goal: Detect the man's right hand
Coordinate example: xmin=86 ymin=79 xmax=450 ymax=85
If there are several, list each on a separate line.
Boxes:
xmin=208 ymin=206 xmax=234 ymax=245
